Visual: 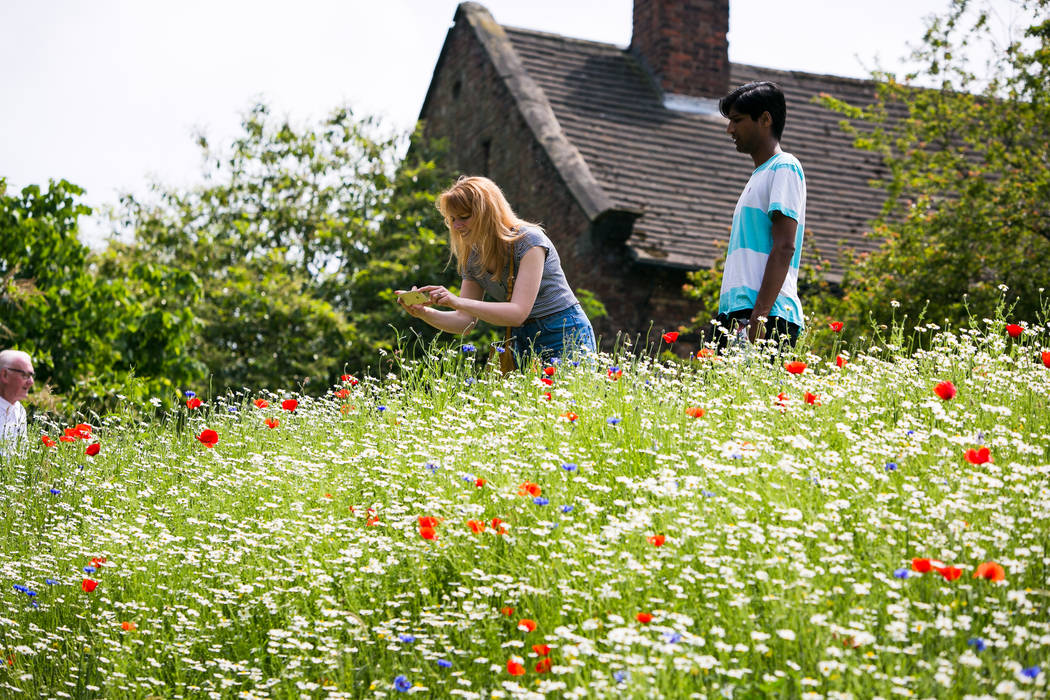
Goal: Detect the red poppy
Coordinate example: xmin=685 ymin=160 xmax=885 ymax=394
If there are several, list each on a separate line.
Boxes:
xmin=334 ymin=389 xmax=350 ymax=399
xmin=500 ymin=606 xmax=515 ymax=617
xmin=81 ymin=579 xmax=98 ymax=592
xmin=419 ymin=526 xmax=437 ymax=540
xmin=696 ymin=348 xmax=714 ymax=359
xmin=418 ymin=516 xmax=440 ymax=528
xmin=964 ymin=446 xmax=992 ymax=465
xmin=517 ymin=619 xmax=537 ymax=632
xmin=607 ymin=368 xmax=622 ymax=380
xmin=467 ymin=519 xmax=486 ymax=534
xmin=506 ymin=659 xmax=526 ymax=676
xmin=685 ymin=406 xmax=705 ymax=418
xmin=492 ymin=518 xmax=508 ymax=535
xmin=935 ymin=565 xmax=962 ymax=581
xmin=90 ymin=557 xmax=107 ymax=567
xmin=518 ymin=482 xmax=541 ymax=497
xmin=265 ymin=418 xmax=279 ymax=429
xmin=196 ymin=429 xmax=219 ymax=448
xmin=340 ymin=374 xmax=351 ymax=382
xmin=828 ymin=321 xmax=844 ymax=333
xmin=366 ymin=516 xmax=380 ymax=526
xmin=911 ymin=558 xmax=933 ymax=573
xmin=1005 ymin=324 xmax=1023 ymax=338
xmin=544 ymin=366 xmax=556 ymax=377
xmin=540 ymin=377 xmax=554 ymax=386
xmin=784 ymin=361 xmax=807 ymax=375
xmin=344 ymin=376 xmax=360 ymax=386
xmin=474 ymin=478 xmax=486 ymax=488
xmin=281 ymin=399 xmax=298 ymax=412
xmin=532 ymin=644 xmax=551 ymax=656
xmin=933 ymin=381 xmax=957 ymax=400
xmin=804 ymin=392 xmax=821 ymax=405
xmin=254 ymin=398 xmax=269 ymax=408
xmin=775 ymin=392 xmax=790 ymax=407
xmin=121 ymin=621 xmax=137 ymax=631
xmin=974 ymin=561 xmax=1005 ymax=582
xmin=41 ymin=435 xmax=56 ymax=447
xmin=647 ymin=534 xmax=666 ymax=547
xmin=636 ymin=612 xmax=652 ymax=624
xmin=1042 ymin=351 xmax=1050 ymax=368
xmin=85 ymin=443 xmax=101 ymax=457
xmin=60 ymin=434 xmax=76 ymax=443
xmin=662 ymin=331 xmax=679 ymax=343
xmin=542 ymin=392 xmax=552 ymax=401
xmin=835 ymin=355 xmax=848 ymax=368
xmin=535 ymin=657 xmax=552 ymax=673
xmin=186 ymin=397 xmax=202 ymax=410
xmin=560 ymin=411 xmax=579 ymax=422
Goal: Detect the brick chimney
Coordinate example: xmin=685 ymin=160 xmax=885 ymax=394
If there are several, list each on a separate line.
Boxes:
xmin=630 ymin=0 xmax=730 ymax=110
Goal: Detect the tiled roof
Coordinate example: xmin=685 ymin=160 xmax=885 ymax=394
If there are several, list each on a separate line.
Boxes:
xmin=504 ymin=26 xmax=890 ymax=281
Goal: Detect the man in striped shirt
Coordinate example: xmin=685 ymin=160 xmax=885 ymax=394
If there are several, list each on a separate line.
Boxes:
xmin=716 ymin=81 xmax=806 ymax=347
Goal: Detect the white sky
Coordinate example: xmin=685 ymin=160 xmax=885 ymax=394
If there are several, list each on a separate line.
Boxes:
xmin=0 ymin=0 xmax=1016 ymax=245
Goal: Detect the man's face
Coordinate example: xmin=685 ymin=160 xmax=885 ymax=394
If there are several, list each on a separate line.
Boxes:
xmin=725 ymin=108 xmax=761 ymax=154
xmin=0 ymin=357 xmax=34 ymax=403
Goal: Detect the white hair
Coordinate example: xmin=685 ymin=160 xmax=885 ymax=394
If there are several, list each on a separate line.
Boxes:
xmin=0 ymin=349 xmax=32 ymax=369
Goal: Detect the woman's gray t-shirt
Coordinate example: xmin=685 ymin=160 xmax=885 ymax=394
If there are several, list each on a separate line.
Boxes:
xmin=464 ymin=225 xmax=578 ymax=321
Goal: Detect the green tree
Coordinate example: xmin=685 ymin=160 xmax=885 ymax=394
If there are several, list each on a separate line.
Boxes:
xmin=116 ymin=104 xmax=455 ymax=391
xmin=817 ymin=0 xmax=1050 ymax=331
xmin=0 ymin=179 xmax=201 ymax=414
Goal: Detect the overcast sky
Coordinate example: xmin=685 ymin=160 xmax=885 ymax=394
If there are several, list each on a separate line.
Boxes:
xmin=0 ymin=0 xmax=1014 ymax=244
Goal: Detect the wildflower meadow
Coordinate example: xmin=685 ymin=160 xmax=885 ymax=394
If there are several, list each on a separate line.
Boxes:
xmin=3 ymin=317 xmax=1049 ymax=699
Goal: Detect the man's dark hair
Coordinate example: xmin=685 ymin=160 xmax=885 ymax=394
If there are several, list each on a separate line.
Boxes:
xmin=719 ymin=82 xmax=787 ymax=140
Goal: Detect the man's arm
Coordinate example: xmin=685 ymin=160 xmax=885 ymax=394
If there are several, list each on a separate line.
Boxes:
xmin=748 ymin=211 xmax=797 ymax=342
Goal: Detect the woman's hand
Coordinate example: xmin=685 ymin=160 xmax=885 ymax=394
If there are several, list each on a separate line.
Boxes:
xmin=418 ymin=285 xmax=461 ymax=310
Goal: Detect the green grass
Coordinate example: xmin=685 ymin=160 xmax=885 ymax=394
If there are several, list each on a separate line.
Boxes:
xmin=2 ymin=321 xmax=1049 ymax=698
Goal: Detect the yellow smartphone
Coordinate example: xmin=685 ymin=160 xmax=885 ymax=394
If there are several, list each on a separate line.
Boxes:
xmin=398 ymin=290 xmax=429 ymax=305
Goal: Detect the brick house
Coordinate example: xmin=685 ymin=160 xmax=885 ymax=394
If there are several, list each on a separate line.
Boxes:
xmin=418 ymin=0 xmax=887 ymax=346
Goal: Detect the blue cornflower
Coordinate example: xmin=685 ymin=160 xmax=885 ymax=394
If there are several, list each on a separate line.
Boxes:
xmin=701 ymin=489 xmax=716 ymax=498
xmin=437 ymin=659 xmax=452 ymax=669
xmin=1021 ymin=666 xmax=1041 ymax=679
xmin=533 ymin=496 xmax=549 ymax=506
xmin=49 ymin=488 xmax=61 ymax=495
xmin=461 ymin=344 xmax=476 ymax=353
xmin=561 ymin=463 xmax=577 ymax=472
xmin=227 ymin=406 xmax=238 ymax=413
xmin=560 ymin=505 xmax=574 ymax=514
xmin=424 ymin=463 xmax=440 ymax=473
xmin=45 ymin=579 xmax=60 ymax=586
xmin=607 ymin=417 xmax=622 ymax=426
xmin=393 ymin=675 xmax=412 ymax=692
xmin=550 ymin=357 xmax=560 ymax=365
xmin=464 ymin=377 xmax=475 ymax=386
xmin=83 ymin=566 xmax=96 ymax=574
xmin=398 ymin=634 xmax=415 ymax=643
xmin=613 ymin=670 xmax=629 ymax=683
xmin=662 ymin=631 xmax=682 ymax=644
xmin=893 ymin=568 xmax=910 ymax=579
xmin=461 ymin=473 xmax=475 ymax=482
xmin=13 ymin=584 xmax=27 ymax=594
xmin=493 ymin=346 xmax=505 ymax=354
xmin=906 ymin=430 xmax=915 ymax=436
xmin=184 ymin=390 xmax=196 ymax=398
xmin=885 ymin=462 xmax=898 ymax=472
xmin=377 ymin=405 xmax=386 ymax=412
xmin=608 ymin=365 xmax=620 ymax=374
xmin=967 ymin=638 xmax=986 ymax=652
xmin=25 ymin=589 xmax=36 ymax=597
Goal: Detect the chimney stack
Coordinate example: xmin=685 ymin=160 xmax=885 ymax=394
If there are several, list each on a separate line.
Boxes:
xmin=631 ymin=0 xmax=730 ymax=111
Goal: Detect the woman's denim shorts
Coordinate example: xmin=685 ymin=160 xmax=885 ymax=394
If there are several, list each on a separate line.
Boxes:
xmin=511 ymin=303 xmax=596 ymax=365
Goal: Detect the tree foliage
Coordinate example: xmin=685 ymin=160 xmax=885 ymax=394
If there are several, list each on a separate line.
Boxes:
xmin=817 ymin=0 xmax=1050 ymax=330
xmin=116 ymin=104 xmax=455 ymax=392
xmin=0 ymin=179 xmax=201 ymax=414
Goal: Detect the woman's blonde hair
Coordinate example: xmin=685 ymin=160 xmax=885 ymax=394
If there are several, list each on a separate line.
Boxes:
xmin=436 ymin=176 xmax=538 ymax=280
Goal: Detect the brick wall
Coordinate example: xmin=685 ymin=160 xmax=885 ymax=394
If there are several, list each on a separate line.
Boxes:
xmin=631 ymin=0 xmax=730 ymax=99
xmin=421 ymin=16 xmax=697 ymax=351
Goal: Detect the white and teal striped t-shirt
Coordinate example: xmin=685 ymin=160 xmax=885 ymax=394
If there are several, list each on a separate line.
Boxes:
xmin=718 ymin=151 xmax=806 ymax=328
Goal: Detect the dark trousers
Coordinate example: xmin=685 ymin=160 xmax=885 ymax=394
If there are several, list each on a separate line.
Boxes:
xmin=708 ymin=309 xmax=801 ymax=350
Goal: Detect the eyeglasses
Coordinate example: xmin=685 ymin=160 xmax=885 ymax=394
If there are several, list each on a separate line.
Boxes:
xmin=2 ymin=367 xmax=34 ymax=380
